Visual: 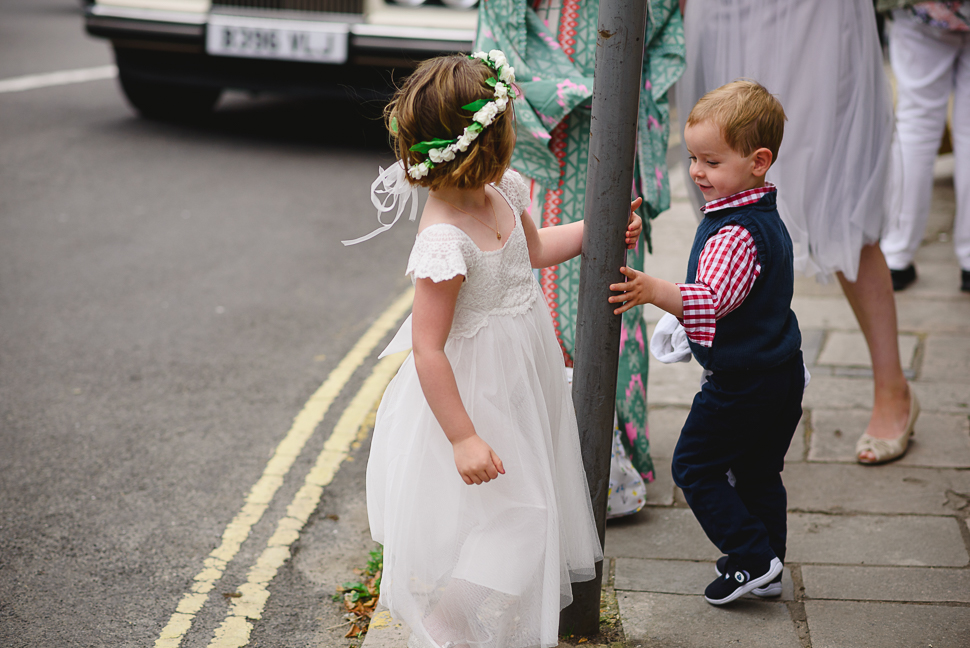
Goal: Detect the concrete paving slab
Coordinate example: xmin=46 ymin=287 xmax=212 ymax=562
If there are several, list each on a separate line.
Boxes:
xmin=913 ymin=234 xmax=960 ymax=264
xmin=808 ymin=409 xmax=970 ymax=467
xmin=802 ymin=565 xmax=970 ymax=603
xmin=791 ymin=296 xmax=858 ymax=330
xmin=898 ymin=261 xmax=970 ymax=299
xmin=802 ymin=376 xmax=874 ymax=411
xmin=793 ymin=274 xmax=845 ymax=298
xmin=896 ymin=297 xmax=970 ymax=335
xmin=816 ymin=331 xmax=919 ymax=370
xmin=804 ymin=600 xmax=970 ymax=648
xmin=605 ymin=508 xmax=720 ymax=562
xmin=646 ymin=359 xmax=702 ymax=407
xmin=912 ymin=381 xmax=970 ymax=414
xmin=787 ymin=513 xmax=969 ymax=567
xmin=921 ymin=334 xmax=970 ymax=382
xmin=801 ymin=328 xmax=825 ymax=366
xmin=784 ymin=462 xmax=970 ymax=515
xmin=617 ymin=591 xmax=801 ymax=648
xmin=643 ymin=460 xmax=675 ymax=506
xmin=644 ymin=406 xmax=688 ymax=458
xmin=615 ymin=557 xmax=795 ymax=601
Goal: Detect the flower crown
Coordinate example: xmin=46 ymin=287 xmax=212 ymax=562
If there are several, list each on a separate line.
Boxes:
xmin=406 ymin=50 xmax=516 ymax=180
xmin=341 ymin=50 xmax=515 ymax=246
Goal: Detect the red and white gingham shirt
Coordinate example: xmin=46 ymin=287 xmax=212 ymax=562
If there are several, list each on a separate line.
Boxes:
xmin=676 ymin=185 xmax=776 ymax=347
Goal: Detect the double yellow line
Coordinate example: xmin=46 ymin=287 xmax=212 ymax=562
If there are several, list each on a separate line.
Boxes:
xmin=155 ymin=288 xmax=414 ymax=648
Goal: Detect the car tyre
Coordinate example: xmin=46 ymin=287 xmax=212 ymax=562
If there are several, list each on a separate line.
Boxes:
xmin=118 ymin=71 xmax=222 ymax=121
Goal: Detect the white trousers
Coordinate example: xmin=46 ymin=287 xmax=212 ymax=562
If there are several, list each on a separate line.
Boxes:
xmin=880 ymin=11 xmax=970 ymax=271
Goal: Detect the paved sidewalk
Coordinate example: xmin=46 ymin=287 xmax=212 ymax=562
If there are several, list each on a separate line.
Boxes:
xmin=362 ymin=156 xmax=970 ymax=648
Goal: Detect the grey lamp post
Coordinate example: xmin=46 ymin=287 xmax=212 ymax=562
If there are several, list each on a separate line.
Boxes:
xmin=560 ymin=0 xmax=649 ymax=636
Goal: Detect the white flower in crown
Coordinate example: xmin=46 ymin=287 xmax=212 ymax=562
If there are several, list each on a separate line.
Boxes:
xmin=494 ymin=96 xmax=508 ymax=112
xmin=456 ymin=129 xmax=477 ymax=151
xmin=408 ymin=162 xmax=430 ymax=179
xmin=488 ymin=50 xmax=508 ymax=69
xmin=471 ymin=51 xmax=489 ymax=62
xmin=428 ymin=148 xmax=444 ymax=163
xmin=495 ymin=83 xmax=508 ymax=99
xmin=474 ymin=102 xmax=500 ymax=126
xmin=500 ymin=65 xmax=515 ymax=84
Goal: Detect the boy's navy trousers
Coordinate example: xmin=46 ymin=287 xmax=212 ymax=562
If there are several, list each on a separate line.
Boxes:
xmin=671 ymin=352 xmax=805 ymax=568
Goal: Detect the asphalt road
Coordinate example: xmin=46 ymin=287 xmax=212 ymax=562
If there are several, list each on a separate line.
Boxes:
xmin=0 ymin=2 xmax=419 ymax=646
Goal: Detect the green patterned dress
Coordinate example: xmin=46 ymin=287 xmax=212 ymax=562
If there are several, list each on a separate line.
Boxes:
xmin=475 ymin=0 xmax=685 ymax=487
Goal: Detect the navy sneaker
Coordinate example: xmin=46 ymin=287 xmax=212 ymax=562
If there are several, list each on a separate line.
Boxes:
xmin=705 ymin=557 xmax=783 ymax=605
xmin=715 ymin=556 xmax=782 ymax=598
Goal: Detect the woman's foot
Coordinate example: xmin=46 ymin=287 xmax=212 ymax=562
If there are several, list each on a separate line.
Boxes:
xmin=856 ymin=389 xmax=919 ymax=465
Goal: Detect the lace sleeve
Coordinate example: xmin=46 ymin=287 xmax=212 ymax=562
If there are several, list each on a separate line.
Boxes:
xmin=495 ymin=169 xmax=531 ymax=216
xmin=406 ymin=225 xmax=470 ymax=283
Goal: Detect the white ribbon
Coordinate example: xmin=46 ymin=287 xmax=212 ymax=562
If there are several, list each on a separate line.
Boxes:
xmin=341 ymin=160 xmax=419 ymax=246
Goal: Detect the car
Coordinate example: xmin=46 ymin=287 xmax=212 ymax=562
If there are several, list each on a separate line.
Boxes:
xmin=83 ymin=0 xmax=478 ymax=119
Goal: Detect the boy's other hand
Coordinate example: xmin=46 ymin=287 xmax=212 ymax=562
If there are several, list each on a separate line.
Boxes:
xmin=609 ymin=266 xmax=651 ymax=314
xmin=626 ymin=197 xmax=643 ymax=249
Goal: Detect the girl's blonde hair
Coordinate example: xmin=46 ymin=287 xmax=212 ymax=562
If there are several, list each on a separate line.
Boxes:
xmin=687 ymin=79 xmax=786 ymax=163
xmin=385 ymin=55 xmax=516 ymax=190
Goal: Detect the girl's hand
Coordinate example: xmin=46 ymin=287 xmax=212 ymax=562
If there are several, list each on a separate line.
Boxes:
xmin=609 ymin=266 xmax=651 ymax=314
xmin=452 ymin=434 xmax=505 ymax=485
xmin=626 ymin=197 xmax=643 ymax=249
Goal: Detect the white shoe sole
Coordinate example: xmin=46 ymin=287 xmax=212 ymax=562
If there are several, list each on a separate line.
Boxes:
xmin=715 ymin=559 xmax=783 ymax=597
xmin=705 ymin=558 xmax=783 ymax=605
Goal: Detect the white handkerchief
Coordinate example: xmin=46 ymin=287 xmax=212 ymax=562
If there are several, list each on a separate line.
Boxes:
xmin=650 ymin=313 xmax=692 ymax=364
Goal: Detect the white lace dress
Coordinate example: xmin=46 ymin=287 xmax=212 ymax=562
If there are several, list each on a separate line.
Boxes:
xmin=366 ymin=170 xmax=602 ymax=648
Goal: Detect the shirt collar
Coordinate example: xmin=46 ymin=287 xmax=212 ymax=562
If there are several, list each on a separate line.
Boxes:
xmin=700 ymin=183 xmax=776 ymax=214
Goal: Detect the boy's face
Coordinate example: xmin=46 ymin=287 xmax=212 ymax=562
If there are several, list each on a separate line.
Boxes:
xmin=684 ymin=120 xmax=765 ymax=203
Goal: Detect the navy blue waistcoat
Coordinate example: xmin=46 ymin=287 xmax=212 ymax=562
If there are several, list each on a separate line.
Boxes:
xmin=685 ymin=192 xmax=801 ymax=372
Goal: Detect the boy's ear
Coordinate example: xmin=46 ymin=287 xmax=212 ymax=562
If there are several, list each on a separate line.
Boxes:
xmin=751 ymin=147 xmax=773 ymax=178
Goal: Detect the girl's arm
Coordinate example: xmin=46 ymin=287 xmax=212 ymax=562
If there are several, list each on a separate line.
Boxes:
xmin=411 ymin=275 xmax=505 ymax=485
xmin=523 ymin=197 xmax=644 ymax=269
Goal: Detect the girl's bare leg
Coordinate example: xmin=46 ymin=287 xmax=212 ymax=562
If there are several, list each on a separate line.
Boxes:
xmin=836 ymin=243 xmax=914 ymax=461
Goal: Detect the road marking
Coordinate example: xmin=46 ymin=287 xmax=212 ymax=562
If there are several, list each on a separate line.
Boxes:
xmin=209 ymin=348 xmax=409 ymax=648
xmin=154 ymin=288 xmax=414 ymax=648
xmin=0 ymin=65 xmax=118 ymax=94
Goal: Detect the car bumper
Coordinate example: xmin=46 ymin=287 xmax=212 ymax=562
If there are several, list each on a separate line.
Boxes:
xmin=85 ymin=5 xmax=475 ymax=57
xmin=85 ymin=4 xmax=475 ymax=96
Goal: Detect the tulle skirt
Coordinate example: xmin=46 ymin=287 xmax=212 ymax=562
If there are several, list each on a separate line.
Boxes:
xmin=677 ymin=0 xmax=899 ymax=281
xmin=367 ymin=299 xmax=602 ymax=648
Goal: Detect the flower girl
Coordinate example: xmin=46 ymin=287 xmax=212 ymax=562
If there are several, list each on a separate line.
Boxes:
xmin=344 ymin=51 xmax=641 ymax=648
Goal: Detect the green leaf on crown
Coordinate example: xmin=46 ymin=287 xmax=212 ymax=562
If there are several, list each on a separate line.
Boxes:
xmin=461 ymin=99 xmax=489 ymax=112
xmin=409 ymin=138 xmax=458 ymax=154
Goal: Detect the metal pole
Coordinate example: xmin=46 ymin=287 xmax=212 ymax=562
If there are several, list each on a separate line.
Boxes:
xmin=559 ymin=0 xmax=648 ymax=637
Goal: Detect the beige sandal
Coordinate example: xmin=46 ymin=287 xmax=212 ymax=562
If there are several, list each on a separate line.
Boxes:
xmin=855 ymin=391 xmax=920 ymax=465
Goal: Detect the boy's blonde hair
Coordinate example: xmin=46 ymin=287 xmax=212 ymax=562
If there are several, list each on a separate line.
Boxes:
xmin=385 ymin=55 xmax=515 ymax=191
xmin=687 ymin=79 xmax=786 ymax=163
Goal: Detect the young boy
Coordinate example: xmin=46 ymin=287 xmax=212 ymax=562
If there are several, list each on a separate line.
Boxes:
xmin=609 ymin=79 xmax=804 ymax=605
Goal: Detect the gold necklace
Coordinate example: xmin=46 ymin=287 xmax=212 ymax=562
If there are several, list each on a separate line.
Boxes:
xmin=434 ymin=194 xmax=502 ymax=240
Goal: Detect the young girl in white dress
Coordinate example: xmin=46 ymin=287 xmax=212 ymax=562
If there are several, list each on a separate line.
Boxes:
xmin=344 ymin=51 xmax=641 ymax=648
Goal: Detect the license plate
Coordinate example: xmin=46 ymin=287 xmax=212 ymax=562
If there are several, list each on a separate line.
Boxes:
xmin=207 ymin=14 xmax=349 ymax=64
